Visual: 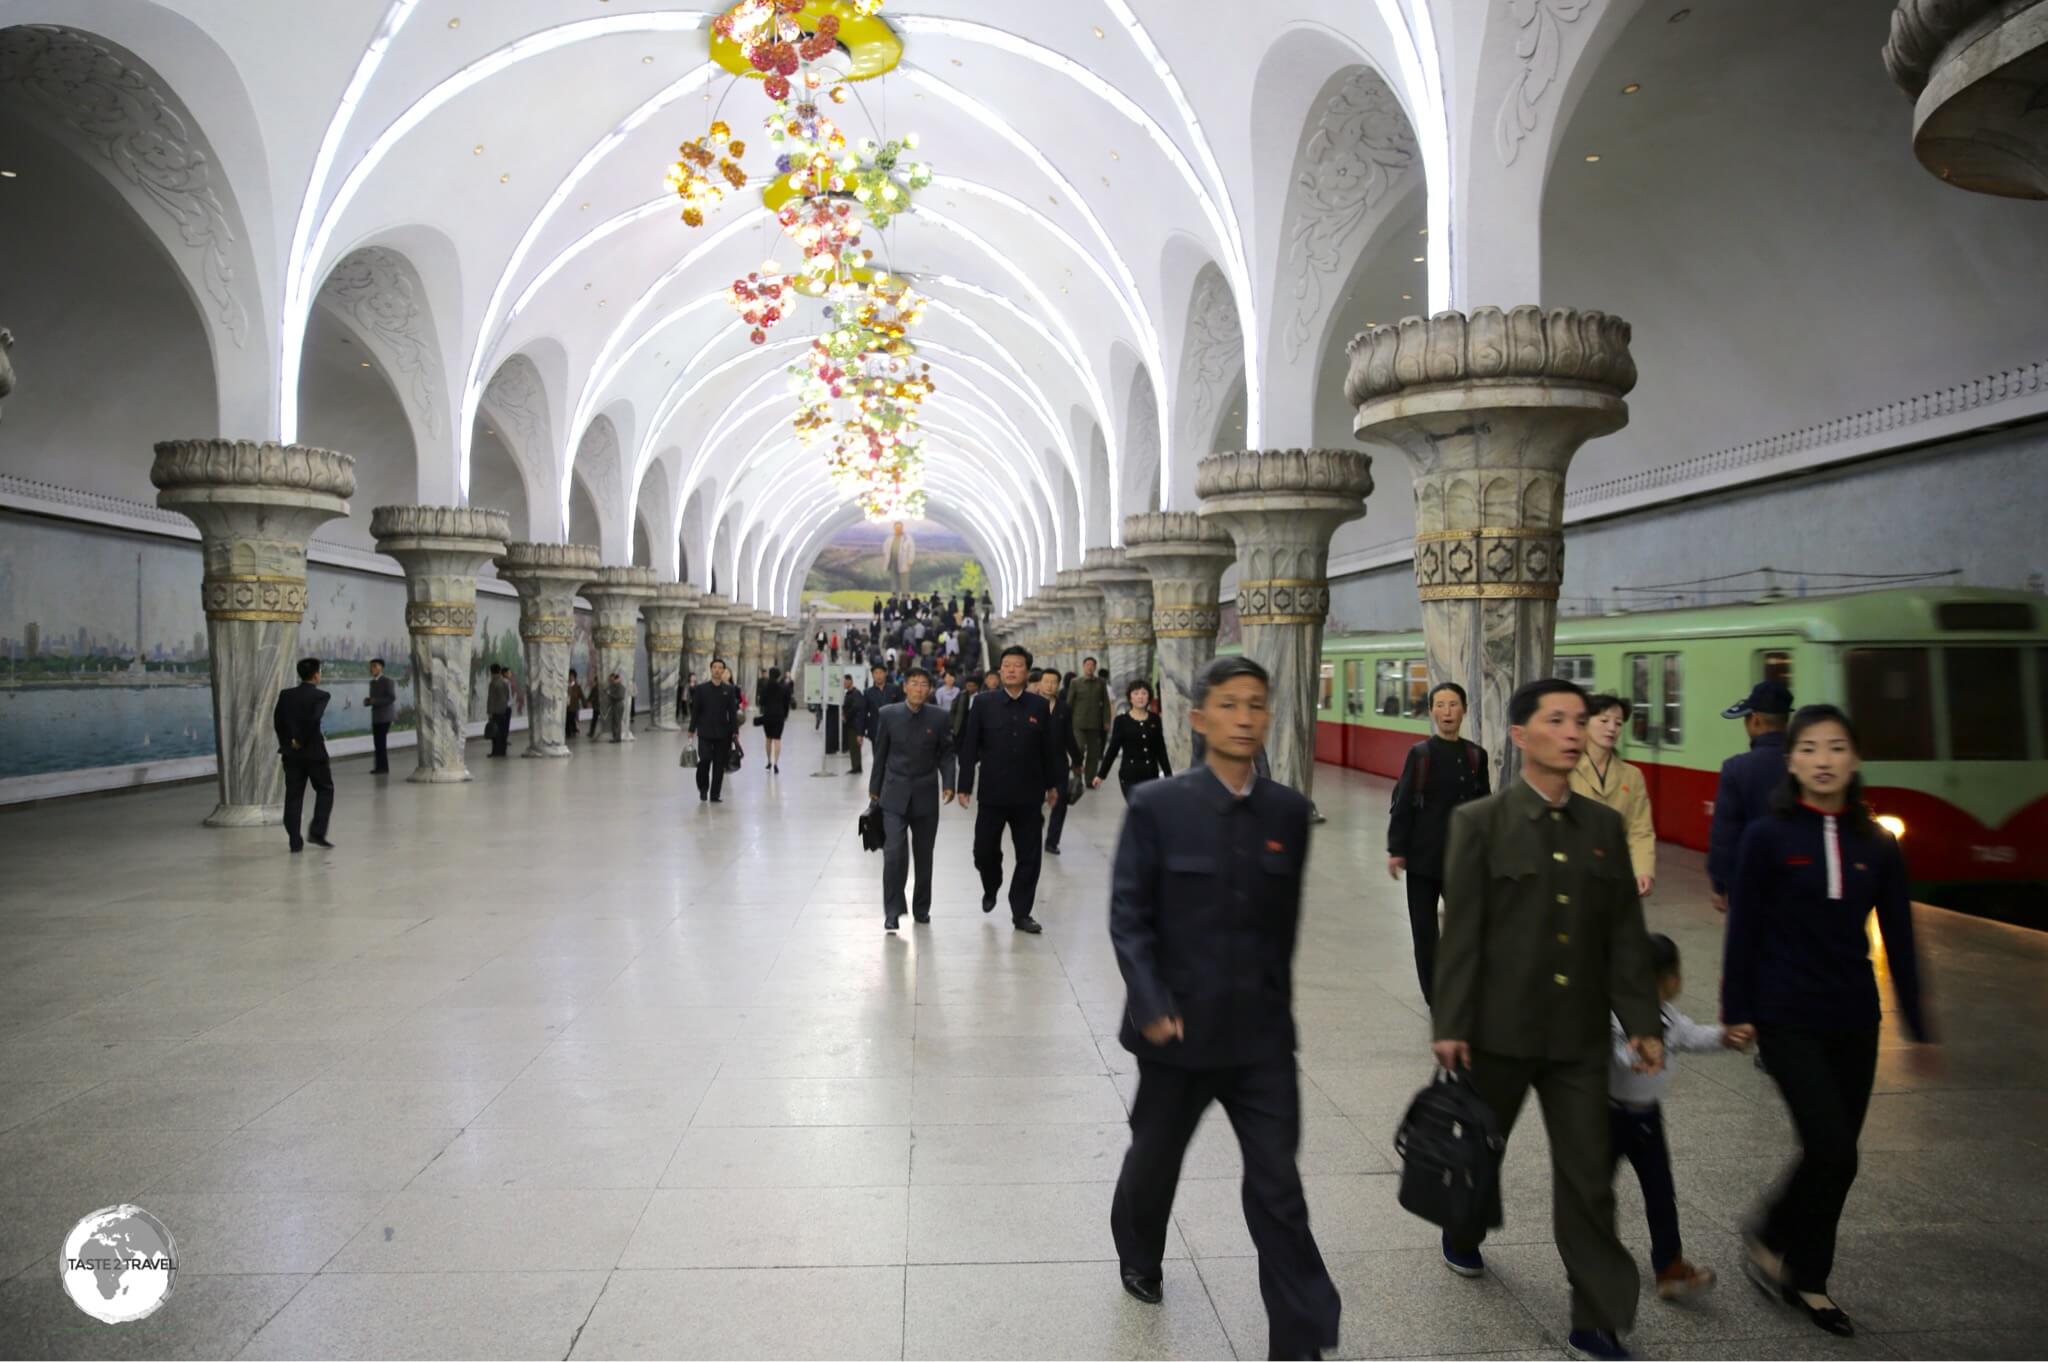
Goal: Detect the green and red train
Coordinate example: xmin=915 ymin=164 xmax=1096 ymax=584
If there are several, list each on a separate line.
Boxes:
xmin=1304 ymin=587 xmax=2048 ymax=892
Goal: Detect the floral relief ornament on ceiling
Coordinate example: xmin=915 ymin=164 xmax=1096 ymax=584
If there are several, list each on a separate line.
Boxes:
xmin=1184 ymin=271 xmax=1244 ymax=437
xmin=481 ymin=354 xmax=550 ymax=478
xmin=1495 ymin=0 xmax=1592 ymax=167
xmin=1282 ymin=68 xmax=1417 ymax=362
xmin=0 ymin=25 xmax=248 ymax=346
xmin=319 ymin=248 xmax=442 ymax=438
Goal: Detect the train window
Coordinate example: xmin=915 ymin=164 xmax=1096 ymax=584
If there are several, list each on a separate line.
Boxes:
xmin=1756 ymin=649 xmax=1793 ymax=689
xmin=1374 ymin=658 xmax=1403 ymax=716
xmin=1405 ymin=659 xmax=1430 ymax=716
xmin=1660 ymin=654 xmax=1683 ymax=745
xmin=1555 ymin=654 xmax=1595 ymax=687
xmin=1628 ymin=654 xmax=1652 ymax=743
xmin=1318 ymin=662 xmax=1335 ymax=712
xmin=1344 ymin=660 xmax=1366 ymax=717
xmin=1846 ymin=648 xmax=1934 ymax=760
xmin=1938 ymin=601 xmax=2035 ymax=632
xmin=1944 ymin=647 xmax=2025 ymax=761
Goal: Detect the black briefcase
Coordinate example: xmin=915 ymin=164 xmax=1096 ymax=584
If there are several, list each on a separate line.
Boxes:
xmin=1394 ymin=1069 xmax=1505 ymax=1242
xmin=857 ymin=807 xmax=887 ymax=852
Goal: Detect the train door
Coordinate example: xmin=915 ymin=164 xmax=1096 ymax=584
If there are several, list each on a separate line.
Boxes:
xmin=1625 ymin=650 xmax=1684 ymax=808
xmin=1342 ymin=658 xmax=1368 ymax=768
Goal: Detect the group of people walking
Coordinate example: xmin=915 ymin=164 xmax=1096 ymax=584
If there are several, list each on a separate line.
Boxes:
xmin=1380 ymin=673 xmax=1932 ymax=1359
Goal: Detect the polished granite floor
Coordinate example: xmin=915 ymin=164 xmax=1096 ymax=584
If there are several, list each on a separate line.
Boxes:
xmin=1 ymin=718 xmax=2044 ymax=1360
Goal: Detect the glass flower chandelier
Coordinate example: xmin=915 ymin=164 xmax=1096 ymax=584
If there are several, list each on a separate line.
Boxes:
xmin=668 ymin=0 xmax=936 ymax=521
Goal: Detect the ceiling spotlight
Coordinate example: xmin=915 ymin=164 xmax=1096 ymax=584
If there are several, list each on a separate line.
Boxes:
xmin=1109 ymin=150 xmax=1119 ymax=161
xmin=1623 ymin=82 xmax=1641 ymax=94
xmin=1412 ymin=255 xmax=1425 ymax=263
xmin=1401 ymin=293 xmax=1412 ymax=300
xmin=580 ymin=202 xmax=591 ymax=210
xmin=950 ymin=57 xmax=962 ymax=66
xmin=1091 ymin=25 xmax=1105 ymax=38
xmin=499 ymin=172 xmax=511 ymax=183
xmin=360 ymin=361 xmax=371 ymax=369
xmin=472 ymin=144 xmax=484 ymax=156
xmin=1584 ymin=153 xmax=1601 ymax=162
xmin=447 ymin=17 xmax=460 ymax=28
xmin=1417 ymin=227 xmax=1427 ymax=236
xmin=0 ymin=170 xmax=16 ymax=179
xmin=642 ymin=55 xmax=654 ymax=64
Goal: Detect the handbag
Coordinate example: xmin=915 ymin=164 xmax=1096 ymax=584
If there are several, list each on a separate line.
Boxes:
xmin=1394 ymin=1069 xmax=1505 ymax=1242
xmin=727 ymin=738 xmax=744 ymax=772
xmin=858 ymin=807 xmax=887 ymax=852
xmin=679 ymin=736 xmax=697 ymax=768
xmin=1066 ymin=768 xmax=1087 ymax=805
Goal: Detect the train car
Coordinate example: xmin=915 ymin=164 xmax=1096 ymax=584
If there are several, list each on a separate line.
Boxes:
xmin=1309 ymin=586 xmax=2048 ymax=894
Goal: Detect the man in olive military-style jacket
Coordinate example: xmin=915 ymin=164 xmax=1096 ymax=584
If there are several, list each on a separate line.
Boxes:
xmin=1433 ymin=677 xmax=1663 ymax=1359
xmin=1065 ymin=656 xmax=1111 ymax=794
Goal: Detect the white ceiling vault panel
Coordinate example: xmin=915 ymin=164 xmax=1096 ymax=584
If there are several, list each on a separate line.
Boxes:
xmin=31 ymin=0 xmax=2035 ymax=598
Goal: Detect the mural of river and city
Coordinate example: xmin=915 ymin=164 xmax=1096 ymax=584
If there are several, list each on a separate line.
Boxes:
xmin=0 ymin=513 xmax=549 ymax=784
xmin=801 ymin=519 xmax=988 ymax=612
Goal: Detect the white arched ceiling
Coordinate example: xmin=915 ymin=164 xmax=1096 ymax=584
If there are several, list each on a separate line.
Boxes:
xmin=1123 ymin=363 xmax=1162 ymax=516
xmin=1174 ymin=262 xmax=1245 ymax=502
xmin=478 ymin=352 xmax=558 ymax=541
xmin=312 ymin=239 xmax=454 ymax=502
xmin=572 ymin=413 xmax=628 ymax=565
xmin=634 ymin=459 xmax=676 ymax=580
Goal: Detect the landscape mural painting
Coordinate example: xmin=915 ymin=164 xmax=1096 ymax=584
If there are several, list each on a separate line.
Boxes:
xmin=801 ymin=518 xmax=987 ymax=612
xmin=0 ymin=512 xmax=525 ymax=787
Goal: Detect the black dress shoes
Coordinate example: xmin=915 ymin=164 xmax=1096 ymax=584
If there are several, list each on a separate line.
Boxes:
xmin=884 ymin=917 xmax=900 ymax=933
xmin=1044 ymin=844 xmax=1061 ymax=856
xmin=1120 ymin=1269 xmax=1162 ymax=1304
xmin=1784 ymin=1288 xmax=1855 ymax=1337
xmin=309 ymin=837 xmax=335 ymax=849
xmin=912 ymin=913 xmax=930 ymax=924
xmin=981 ymin=891 xmax=997 ymax=914
xmin=288 ymin=841 xmax=304 ymax=853
xmin=1013 ymin=917 xmax=1043 ymax=934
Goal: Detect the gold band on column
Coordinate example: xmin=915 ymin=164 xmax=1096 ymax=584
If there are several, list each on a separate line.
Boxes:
xmin=1412 ymin=526 xmax=1564 ymax=602
xmin=592 ymin=625 xmax=637 ymax=648
xmin=1235 ymin=578 xmax=1331 ymax=626
xmin=647 ymin=632 xmax=683 ymax=650
xmin=405 ymin=600 xmax=477 ymax=635
xmin=519 ymin=615 xmax=574 ymax=644
xmin=202 ymin=574 xmax=308 ymax=622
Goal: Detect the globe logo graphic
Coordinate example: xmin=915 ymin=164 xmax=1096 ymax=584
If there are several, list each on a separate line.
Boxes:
xmin=60 ymin=1205 xmax=177 ymax=1324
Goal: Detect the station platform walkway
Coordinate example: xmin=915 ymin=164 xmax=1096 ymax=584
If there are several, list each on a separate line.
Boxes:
xmin=1 ymin=719 xmax=2043 ymax=1359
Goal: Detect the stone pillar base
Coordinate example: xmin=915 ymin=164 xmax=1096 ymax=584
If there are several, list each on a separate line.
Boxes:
xmin=203 ymin=801 xmax=284 ymax=829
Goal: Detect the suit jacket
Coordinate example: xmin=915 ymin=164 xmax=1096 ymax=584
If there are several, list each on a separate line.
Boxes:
xmin=841 ymin=687 xmax=866 ymax=737
xmin=1110 ymin=767 xmax=1312 ymax=1069
xmin=487 ymin=674 xmax=512 ymax=716
xmin=868 ymin=701 xmax=958 ymax=817
xmin=956 ymin=685 xmax=1060 ymax=805
xmin=689 ymin=680 xmax=741 ymax=739
xmin=862 ymin=682 xmax=902 ymax=739
xmin=273 ymin=683 xmax=331 ymax=761
xmin=1435 ymin=778 xmax=1660 ymax=1060
xmin=1568 ymin=751 xmax=1657 ymax=881
xmin=367 ymin=674 xmax=397 ymax=725
xmin=1707 ymin=730 xmax=1787 ymax=893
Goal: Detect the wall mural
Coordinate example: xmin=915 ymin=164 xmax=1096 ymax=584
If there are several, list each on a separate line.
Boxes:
xmin=0 ymin=511 xmax=524 ymax=784
xmin=801 ymin=518 xmax=987 ymax=612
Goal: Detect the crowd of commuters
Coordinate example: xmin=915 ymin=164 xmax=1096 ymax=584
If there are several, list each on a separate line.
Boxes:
xmin=273 ymin=624 xmax=1937 ymax=1360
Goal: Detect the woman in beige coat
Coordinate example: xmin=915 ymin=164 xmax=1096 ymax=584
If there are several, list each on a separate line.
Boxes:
xmin=1571 ymin=693 xmax=1657 ymax=896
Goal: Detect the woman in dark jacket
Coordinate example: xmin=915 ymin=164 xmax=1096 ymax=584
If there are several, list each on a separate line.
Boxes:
xmin=1093 ymin=679 xmax=1172 ymax=795
xmin=1722 ymin=704 xmax=1934 ymax=1339
xmin=756 ymin=667 xmax=792 ymax=773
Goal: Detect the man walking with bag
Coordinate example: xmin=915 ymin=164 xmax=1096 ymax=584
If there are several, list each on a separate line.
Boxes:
xmin=869 ymin=667 xmax=956 ymax=932
xmin=688 ymin=658 xmax=740 ymax=803
xmin=1432 ymin=677 xmax=1663 ymax=1362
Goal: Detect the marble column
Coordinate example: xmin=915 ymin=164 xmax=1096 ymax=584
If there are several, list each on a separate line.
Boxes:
xmin=496 ymin=541 xmax=601 ymax=758
xmin=582 ymin=565 xmax=659 ymax=741
xmin=1347 ymin=307 xmax=1635 ymax=784
xmin=640 ymin=583 xmax=696 ymax=732
xmin=1886 ymin=0 xmax=2048 ymax=199
xmin=685 ymin=592 xmax=727 ymax=692
xmin=1036 ymin=583 xmax=1075 ymax=678
xmin=371 ymin=506 xmax=512 ymax=783
xmin=1123 ymin=511 xmax=1237 ymax=777
xmin=714 ymin=609 xmax=746 ymax=686
xmin=1197 ymin=450 xmax=1374 ymax=800
xmin=151 ymin=439 xmax=355 ymax=827
xmin=1008 ymin=603 xmax=1039 ymax=669
xmin=1057 ymin=568 xmax=1108 ymax=678
xmin=736 ymin=613 xmax=764 ymax=698
xmin=1084 ymin=546 xmax=1156 ymax=692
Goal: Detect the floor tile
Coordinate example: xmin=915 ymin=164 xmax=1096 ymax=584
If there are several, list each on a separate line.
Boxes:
xmin=233 ymin=1270 xmax=607 ymax=1359
xmin=572 ymin=1266 xmax=905 ymax=1358
xmin=618 ymin=1186 xmax=909 ymax=1267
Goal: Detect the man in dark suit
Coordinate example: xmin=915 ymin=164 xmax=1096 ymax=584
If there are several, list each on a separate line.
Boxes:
xmin=956 ymin=645 xmax=1061 ymax=934
xmin=366 ymin=657 xmax=396 ymax=773
xmin=688 ymin=657 xmax=741 ymax=803
xmin=868 ymin=667 xmax=957 ymax=931
xmin=1107 ymin=655 xmax=1339 ymax=1358
xmin=862 ymin=664 xmax=901 ymax=748
xmin=486 ymin=663 xmax=513 ymax=757
xmin=273 ymin=656 xmax=335 ymax=853
xmin=1706 ymin=678 xmax=1792 ymax=913
xmin=841 ymin=673 xmax=867 ymax=773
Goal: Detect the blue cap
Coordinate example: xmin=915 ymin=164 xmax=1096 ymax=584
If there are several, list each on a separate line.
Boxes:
xmin=1722 ymin=679 xmax=1793 ymax=719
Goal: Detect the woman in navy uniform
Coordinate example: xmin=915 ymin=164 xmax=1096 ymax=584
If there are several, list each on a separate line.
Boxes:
xmin=1107 ymin=655 xmax=1340 ymax=1361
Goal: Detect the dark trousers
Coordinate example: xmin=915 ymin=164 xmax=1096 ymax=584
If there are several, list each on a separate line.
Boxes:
xmin=847 ymin=734 xmax=863 ymax=772
xmin=1079 ymin=729 xmax=1106 ymax=789
xmin=371 ymin=722 xmax=390 ymax=772
xmin=281 ymin=754 xmax=333 ymax=846
xmin=1609 ymin=1101 xmax=1682 ymax=1273
xmin=565 ymin=709 xmax=577 ymax=743
xmin=1757 ymin=1025 xmax=1879 ymax=1293
xmin=882 ymin=808 xmax=938 ymax=923
xmin=1404 ymin=875 xmax=1443 ymax=1005
xmin=1457 ymin=1050 xmax=1638 ymax=1335
xmin=1112 ymin=1056 xmax=1340 ymax=1360
xmin=1044 ymin=787 xmax=1070 ymax=850
xmin=588 ymin=706 xmax=601 ymax=737
xmin=696 ymin=738 xmax=729 ymax=800
xmin=973 ymin=800 xmax=1043 ymax=921
xmin=489 ymin=711 xmax=510 ymax=756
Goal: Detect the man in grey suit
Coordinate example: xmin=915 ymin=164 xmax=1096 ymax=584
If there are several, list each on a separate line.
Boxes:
xmin=869 ymin=666 xmax=957 ymax=932
xmin=367 ymin=657 xmax=396 ymax=773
